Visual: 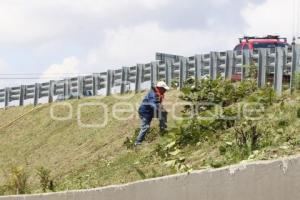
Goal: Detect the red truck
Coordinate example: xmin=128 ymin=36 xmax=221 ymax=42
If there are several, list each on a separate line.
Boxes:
xmin=233 ymin=35 xmax=289 ymax=51
xmin=232 ymin=35 xmax=290 ymax=81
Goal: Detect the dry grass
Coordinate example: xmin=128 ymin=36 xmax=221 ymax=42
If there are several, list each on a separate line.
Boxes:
xmin=0 ymin=90 xmax=184 ymax=193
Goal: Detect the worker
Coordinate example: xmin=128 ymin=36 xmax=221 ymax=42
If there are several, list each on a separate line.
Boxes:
xmin=135 ymin=81 xmax=170 ymax=145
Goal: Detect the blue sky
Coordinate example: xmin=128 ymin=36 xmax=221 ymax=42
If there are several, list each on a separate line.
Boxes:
xmin=0 ymin=0 xmax=299 ymax=88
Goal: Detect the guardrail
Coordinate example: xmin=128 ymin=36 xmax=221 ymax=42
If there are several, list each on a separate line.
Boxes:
xmin=0 ymin=45 xmax=299 ymax=108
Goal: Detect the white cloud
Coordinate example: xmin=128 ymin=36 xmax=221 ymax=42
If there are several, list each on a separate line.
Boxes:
xmin=0 ymin=0 xmax=171 ymax=45
xmin=0 ymin=58 xmax=7 ymax=71
xmin=242 ymin=0 xmax=298 ymax=42
xmin=0 ymin=1 xmax=70 ymax=45
xmin=35 ymin=0 xmax=170 ymax=13
xmin=0 ymin=0 xmax=266 ymax=88
xmin=0 ymin=0 xmax=252 ymax=46
xmin=41 ymin=57 xmax=81 ymax=80
xmin=138 ymin=0 xmax=170 ymax=9
xmin=86 ymin=22 xmax=238 ymax=71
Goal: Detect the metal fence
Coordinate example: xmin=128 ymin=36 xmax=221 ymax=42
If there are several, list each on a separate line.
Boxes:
xmin=1 ymin=45 xmax=300 ymax=108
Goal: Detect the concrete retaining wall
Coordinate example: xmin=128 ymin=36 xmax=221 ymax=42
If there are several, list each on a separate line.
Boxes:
xmin=1 ymin=155 xmax=300 ymax=200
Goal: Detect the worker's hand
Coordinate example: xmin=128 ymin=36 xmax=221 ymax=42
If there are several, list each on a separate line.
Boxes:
xmin=155 ymin=104 xmax=168 ymax=119
xmin=160 ymin=106 xmax=167 ymax=113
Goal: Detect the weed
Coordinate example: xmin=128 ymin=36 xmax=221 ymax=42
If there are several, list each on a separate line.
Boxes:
xmin=5 ymin=166 xmax=30 ymax=195
xmin=171 ymin=79 xmax=179 ymax=89
xmin=248 ymin=62 xmax=258 ymax=79
xmin=0 ymin=185 xmax=6 ymax=196
xmin=297 ymin=108 xmax=300 ymax=118
xmin=295 ymin=72 xmax=300 ymax=90
xmin=278 ymin=119 xmax=289 ymax=127
xmin=233 ymin=121 xmax=261 ymax=150
xmin=219 ymin=145 xmax=227 ymax=155
xmin=134 ymin=167 xmax=147 ymax=179
xmin=36 ymin=166 xmax=54 ymax=192
xmin=134 ymin=167 xmax=160 ymax=180
xmin=208 ymin=158 xmax=225 ymax=168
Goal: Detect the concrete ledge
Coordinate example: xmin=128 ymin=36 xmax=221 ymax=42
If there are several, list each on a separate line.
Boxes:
xmin=1 ymin=155 xmax=300 ymax=200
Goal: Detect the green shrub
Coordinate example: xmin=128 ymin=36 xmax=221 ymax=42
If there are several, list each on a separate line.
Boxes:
xmin=174 ymin=118 xmax=215 ymax=147
xmin=225 ymin=145 xmax=252 ymax=163
xmin=260 ymin=85 xmax=276 ymax=105
xmin=219 ymin=145 xmax=227 ymax=155
xmin=233 ymin=121 xmax=261 ymax=150
xmin=249 ymin=63 xmax=258 ymax=79
xmin=181 ymin=78 xmax=257 ymax=115
xmin=209 ymin=159 xmax=224 ymax=168
xmin=235 ymin=80 xmax=257 ymax=99
xmin=36 ymin=167 xmax=54 ymax=192
xmin=165 ymin=79 xmax=259 ymax=150
xmin=181 ymin=78 xmax=234 ymax=111
xmin=217 ymin=107 xmax=239 ymax=129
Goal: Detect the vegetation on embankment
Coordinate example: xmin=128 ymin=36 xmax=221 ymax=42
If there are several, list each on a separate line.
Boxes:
xmin=0 ymin=90 xmax=183 ymax=195
xmin=1 ymin=78 xmax=300 ymax=196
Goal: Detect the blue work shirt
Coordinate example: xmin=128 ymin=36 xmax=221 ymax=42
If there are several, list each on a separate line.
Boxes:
xmin=138 ymin=89 xmax=160 ymax=120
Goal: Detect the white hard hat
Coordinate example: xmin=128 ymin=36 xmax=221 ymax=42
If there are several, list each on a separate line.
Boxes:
xmin=156 ymin=81 xmax=170 ymax=90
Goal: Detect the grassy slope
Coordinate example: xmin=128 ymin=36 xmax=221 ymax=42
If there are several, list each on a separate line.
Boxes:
xmin=1 ymin=89 xmax=300 ymax=194
xmin=0 ymin=90 xmax=183 ymax=193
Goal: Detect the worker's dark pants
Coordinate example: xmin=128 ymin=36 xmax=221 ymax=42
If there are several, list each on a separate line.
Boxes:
xmin=135 ymin=110 xmax=168 ymax=144
xmin=158 ymin=110 xmax=168 ymax=131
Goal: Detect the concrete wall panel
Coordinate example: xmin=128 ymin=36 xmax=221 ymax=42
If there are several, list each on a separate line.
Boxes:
xmin=1 ymin=156 xmax=300 ymax=200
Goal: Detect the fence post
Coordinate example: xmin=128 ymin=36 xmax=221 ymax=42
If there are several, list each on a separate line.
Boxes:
xmin=63 ymin=80 xmax=66 ymax=97
xmin=121 ymin=67 xmax=129 ymax=94
xmin=67 ymin=78 xmax=72 ymax=98
xmin=274 ymin=47 xmax=284 ymax=96
xmin=243 ymin=50 xmax=251 ymax=79
xmin=135 ymin=64 xmax=143 ymax=93
xmin=78 ymin=76 xmax=84 ymax=98
xmin=165 ymin=60 xmax=172 ymax=87
xmin=4 ymin=87 xmax=9 ymax=109
xmin=210 ymin=52 xmax=217 ymax=80
xmin=48 ymin=80 xmax=55 ymax=103
xmin=64 ymin=78 xmax=71 ymax=99
xmin=290 ymin=46 xmax=298 ymax=93
xmin=19 ymin=85 xmax=25 ymax=106
xmin=92 ymin=73 xmax=98 ymax=96
xmin=106 ymin=70 xmax=113 ymax=96
xmin=34 ymin=83 xmax=40 ymax=106
xmin=195 ymin=55 xmax=202 ymax=83
xmin=258 ymin=49 xmax=267 ymax=87
xmin=151 ymin=62 xmax=158 ymax=86
xmin=225 ymin=51 xmax=234 ymax=80
xmin=179 ymin=57 xmax=187 ymax=89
